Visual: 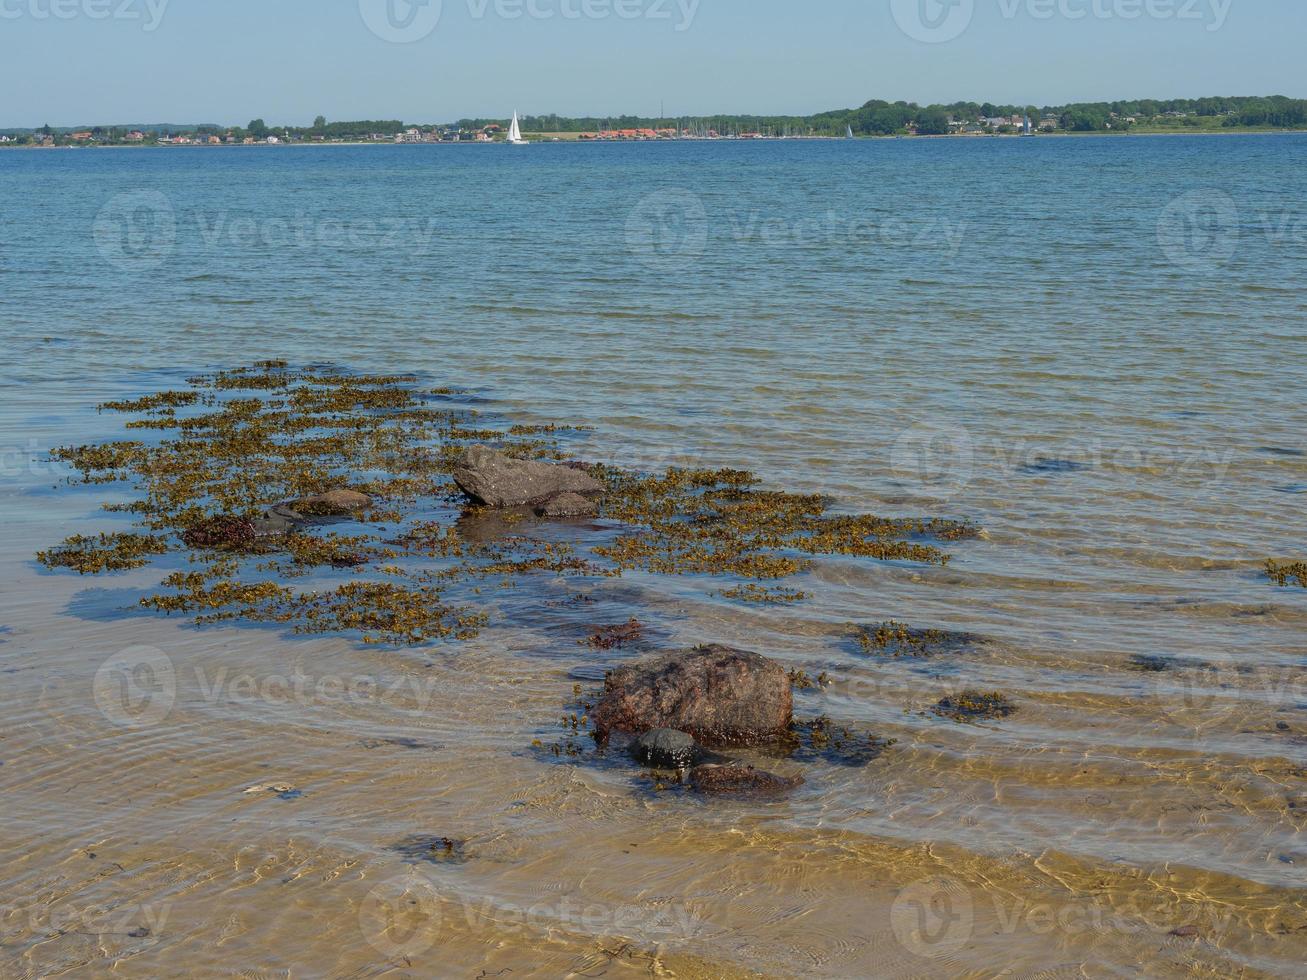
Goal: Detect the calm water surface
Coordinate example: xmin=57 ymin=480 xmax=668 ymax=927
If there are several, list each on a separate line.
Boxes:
xmin=1 ymin=136 xmax=1305 ymax=977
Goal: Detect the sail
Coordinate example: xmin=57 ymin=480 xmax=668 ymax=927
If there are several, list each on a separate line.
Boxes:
xmin=846 ymin=124 xmax=854 ymax=139
xmin=508 ymin=112 xmax=523 ymax=143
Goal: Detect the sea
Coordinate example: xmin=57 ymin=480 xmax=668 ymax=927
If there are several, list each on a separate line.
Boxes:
xmin=1 ymin=135 xmax=1305 ymax=977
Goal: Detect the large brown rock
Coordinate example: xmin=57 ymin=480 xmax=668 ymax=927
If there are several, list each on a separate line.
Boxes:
xmin=593 ymin=645 xmax=793 ymax=747
xmin=452 ymin=446 xmax=604 ymax=509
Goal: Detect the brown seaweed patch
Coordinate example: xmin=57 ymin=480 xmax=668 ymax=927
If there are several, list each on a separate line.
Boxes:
xmin=50 ymin=442 xmax=148 ymax=483
xmin=181 ymin=515 xmax=258 ymax=551
xmin=583 ymin=618 xmax=645 ymax=650
xmin=38 ymin=364 xmax=975 ymax=646
xmin=850 ymin=621 xmax=980 ymax=658
xmin=100 ymin=391 xmax=202 ymax=413
xmin=779 ymin=716 xmax=897 ymax=767
xmin=720 ymin=584 xmax=810 ymax=604
xmin=37 ymin=533 xmax=168 ymax=575
xmin=934 ymin=690 xmax=1017 ymax=723
xmin=1267 ymin=560 xmax=1307 ymax=589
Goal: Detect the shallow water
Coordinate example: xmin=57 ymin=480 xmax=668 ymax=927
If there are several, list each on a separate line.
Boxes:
xmin=1 ymin=136 xmax=1306 ymax=977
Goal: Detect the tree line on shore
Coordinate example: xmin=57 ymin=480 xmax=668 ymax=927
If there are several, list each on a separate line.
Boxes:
xmin=6 ymin=96 xmax=1306 ymax=144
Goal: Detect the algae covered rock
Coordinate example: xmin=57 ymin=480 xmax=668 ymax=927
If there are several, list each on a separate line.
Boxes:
xmin=293 ymin=489 xmax=373 ymax=516
xmin=690 ymin=764 xmax=803 ymax=798
xmin=594 ymin=645 xmax=793 ymax=747
xmin=452 ymin=446 xmax=603 ymax=509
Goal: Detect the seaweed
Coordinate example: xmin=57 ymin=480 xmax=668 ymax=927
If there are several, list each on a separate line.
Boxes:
xmin=1267 ymin=560 xmax=1307 ymax=589
xmin=37 ymin=533 xmax=168 ymax=574
xmin=36 ymin=362 xmax=976 ymax=646
xmin=933 ymin=690 xmax=1017 ymax=723
xmin=720 ymin=583 xmax=810 ymax=604
xmin=850 ymin=621 xmax=979 ymax=658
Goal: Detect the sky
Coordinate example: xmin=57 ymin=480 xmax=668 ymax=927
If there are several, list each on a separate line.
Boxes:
xmin=1 ymin=0 xmax=1303 ymax=127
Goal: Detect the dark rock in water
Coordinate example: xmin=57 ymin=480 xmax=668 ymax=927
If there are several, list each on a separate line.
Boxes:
xmin=252 ymin=504 xmax=303 ymax=538
xmin=536 ymin=492 xmax=598 ymax=518
xmin=1127 ymin=654 xmax=1170 ymax=673
xmin=293 ymin=489 xmax=372 ymax=516
xmin=593 ymin=645 xmax=793 ymax=747
xmin=690 ymin=764 xmax=803 ymax=797
xmin=1020 ymin=457 xmax=1088 ymax=475
xmin=452 ymin=445 xmax=604 ymax=509
xmin=632 ymin=729 xmax=697 ymax=769
xmin=182 ymin=515 xmax=256 ymax=550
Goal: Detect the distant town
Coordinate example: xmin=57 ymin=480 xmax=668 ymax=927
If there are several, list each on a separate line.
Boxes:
xmin=4 ymin=95 xmax=1305 ymax=146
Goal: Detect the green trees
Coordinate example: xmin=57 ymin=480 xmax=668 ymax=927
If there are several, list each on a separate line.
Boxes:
xmin=916 ymin=109 xmax=951 ymax=135
xmin=247 ymin=118 xmax=268 ymax=138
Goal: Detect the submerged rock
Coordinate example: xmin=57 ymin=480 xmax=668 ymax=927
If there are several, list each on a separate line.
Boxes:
xmin=252 ymin=503 xmax=304 ymax=538
xmin=593 ymin=645 xmax=793 ymax=747
xmin=536 ymin=492 xmax=599 ymax=518
xmin=632 ymin=729 xmax=697 ymax=769
xmin=452 ymin=445 xmax=604 ymax=509
xmin=294 ymin=489 xmax=373 ymax=516
xmin=690 ymin=764 xmax=803 ymax=798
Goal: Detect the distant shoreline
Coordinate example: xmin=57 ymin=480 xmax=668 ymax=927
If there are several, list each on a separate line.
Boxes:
xmin=4 ymin=128 xmax=1305 ymax=150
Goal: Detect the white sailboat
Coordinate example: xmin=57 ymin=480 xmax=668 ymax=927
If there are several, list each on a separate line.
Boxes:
xmin=507 ymin=111 xmax=527 ymax=145
xmin=846 ymin=124 xmax=855 ymax=139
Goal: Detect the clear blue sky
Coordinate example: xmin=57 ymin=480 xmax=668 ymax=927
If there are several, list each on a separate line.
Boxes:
xmin=2 ymin=0 xmax=1303 ymax=127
